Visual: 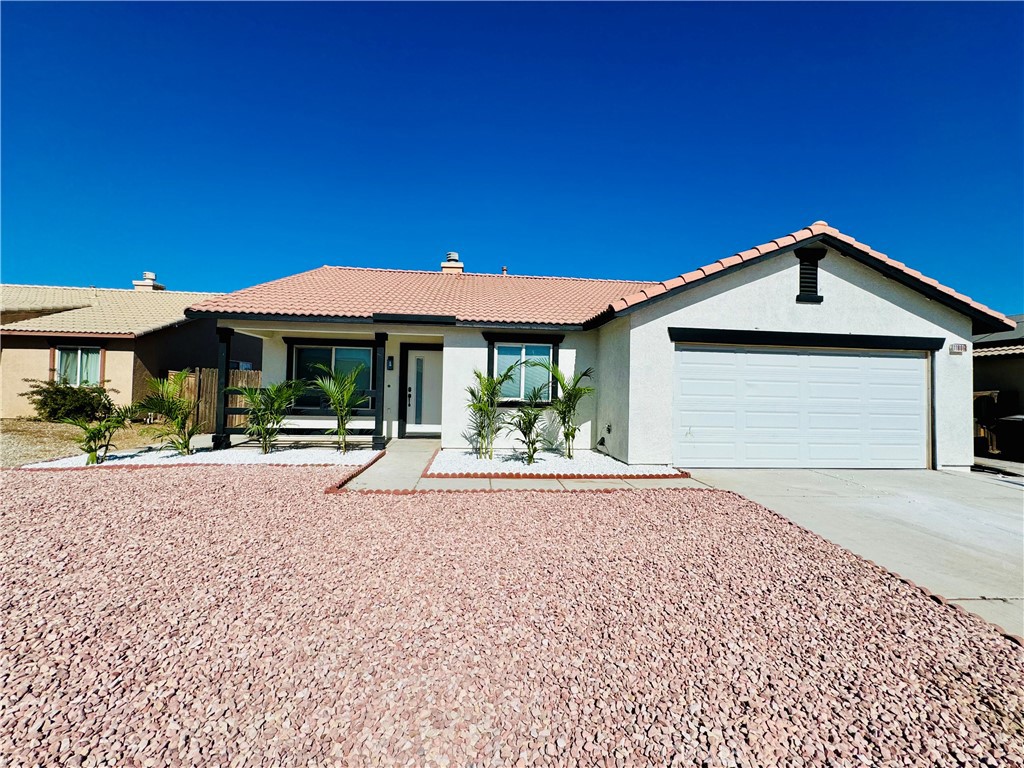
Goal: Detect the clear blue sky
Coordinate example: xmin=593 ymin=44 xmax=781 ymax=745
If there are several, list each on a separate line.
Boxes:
xmin=3 ymin=2 xmax=1022 ymax=312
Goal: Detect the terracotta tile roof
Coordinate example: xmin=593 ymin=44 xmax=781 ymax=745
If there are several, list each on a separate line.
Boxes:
xmin=974 ymin=345 xmax=1024 ymax=357
xmin=1 ymin=285 xmax=216 ymax=337
xmin=188 ymin=267 xmax=661 ymax=326
xmin=188 ymin=222 xmax=1014 ymax=332
xmin=610 ymin=222 xmax=1015 ymax=332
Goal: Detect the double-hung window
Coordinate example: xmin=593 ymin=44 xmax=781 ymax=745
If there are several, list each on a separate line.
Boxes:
xmin=56 ymin=347 xmax=101 ymax=386
xmin=494 ymin=343 xmax=552 ymax=401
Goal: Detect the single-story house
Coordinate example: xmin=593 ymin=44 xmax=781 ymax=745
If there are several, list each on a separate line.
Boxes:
xmin=186 ymin=222 xmax=1013 ymax=469
xmin=972 ymin=314 xmax=1023 ymax=460
xmin=1 ymin=272 xmax=262 ymax=417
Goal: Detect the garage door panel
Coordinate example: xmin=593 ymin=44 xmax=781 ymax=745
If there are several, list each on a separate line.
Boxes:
xmin=673 ymin=346 xmax=927 ymax=468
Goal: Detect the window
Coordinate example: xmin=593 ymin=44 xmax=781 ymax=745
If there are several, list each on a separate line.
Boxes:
xmin=494 ymin=343 xmax=552 ymax=401
xmin=293 ymin=345 xmax=374 ymax=408
xmin=56 ymin=347 xmax=101 ymax=386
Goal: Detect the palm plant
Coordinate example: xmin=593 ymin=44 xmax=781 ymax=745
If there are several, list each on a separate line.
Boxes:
xmin=529 ymin=362 xmax=595 ymax=459
xmin=228 ymin=380 xmax=307 ymax=454
xmin=504 ymin=384 xmax=548 ymax=465
xmin=310 ymin=363 xmax=367 ymax=453
xmin=464 ymin=365 xmax=517 ymax=459
xmin=138 ymin=369 xmax=201 ymax=456
xmin=62 ymin=404 xmax=138 ymax=465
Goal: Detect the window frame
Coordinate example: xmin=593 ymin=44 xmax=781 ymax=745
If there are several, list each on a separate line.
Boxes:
xmin=55 ymin=346 xmax=102 ymax=387
xmin=493 ymin=342 xmax=553 ymax=402
xmin=284 ymin=337 xmax=380 ymax=413
xmin=482 ymin=332 xmax=564 ymax=406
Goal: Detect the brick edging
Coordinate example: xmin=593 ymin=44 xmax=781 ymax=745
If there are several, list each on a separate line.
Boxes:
xmin=420 ymin=448 xmax=690 ymax=480
xmin=14 ymin=461 xmax=342 ymax=472
xmin=750 ymin=493 xmax=1024 ymax=650
xmin=324 ymin=449 xmax=388 ymax=494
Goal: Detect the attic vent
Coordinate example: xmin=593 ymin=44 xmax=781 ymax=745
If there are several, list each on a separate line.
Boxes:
xmin=794 ymin=246 xmax=826 ymax=304
xmin=441 ymin=251 xmax=464 ymax=274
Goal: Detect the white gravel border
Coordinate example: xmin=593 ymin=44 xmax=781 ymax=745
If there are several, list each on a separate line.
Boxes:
xmin=426 ymin=449 xmax=681 ymax=476
xmin=23 ymin=445 xmax=382 ymax=469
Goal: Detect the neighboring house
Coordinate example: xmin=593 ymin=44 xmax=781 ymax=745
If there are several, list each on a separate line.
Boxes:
xmin=972 ymin=314 xmax=1023 ymax=459
xmin=187 ymin=222 xmax=1013 ymax=469
xmin=1 ymin=272 xmax=262 ymax=418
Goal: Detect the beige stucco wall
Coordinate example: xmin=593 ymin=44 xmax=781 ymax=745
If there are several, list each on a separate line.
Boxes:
xmin=0 ymin=336 xmax=136 ymax=417
xmin=622 ymin=248 xmax=975 ymax=468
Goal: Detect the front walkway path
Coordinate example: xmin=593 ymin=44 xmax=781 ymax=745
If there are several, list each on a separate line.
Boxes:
xmin=345 ymin=439 xmax=708 ymax=491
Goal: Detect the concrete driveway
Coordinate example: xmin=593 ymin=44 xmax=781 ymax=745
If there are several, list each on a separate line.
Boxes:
xmin=689 ymin=468 xmax=1024 ymax=637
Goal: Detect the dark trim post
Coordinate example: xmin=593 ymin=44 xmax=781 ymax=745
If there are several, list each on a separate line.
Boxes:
xmin=212 ymin=327 xmax=234 ymax=450
xmin=372 ymin=332 xmax=388 ymax=450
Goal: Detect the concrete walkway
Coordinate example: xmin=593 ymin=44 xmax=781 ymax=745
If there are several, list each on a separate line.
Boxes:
xmin=689 ymin=468 xmax=1024 ymax=637
xmin=345 ymin=439 xmax=706 ymax=491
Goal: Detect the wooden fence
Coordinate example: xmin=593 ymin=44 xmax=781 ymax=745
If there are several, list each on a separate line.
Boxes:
xmin=173 ymin=368 xmax=261 ymax=432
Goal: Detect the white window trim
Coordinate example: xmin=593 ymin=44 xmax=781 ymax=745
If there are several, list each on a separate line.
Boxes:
xmin=493 ymin=343 xmax=552 ymax=402
xmin=56 ymin=347 xmax=101 ymax=387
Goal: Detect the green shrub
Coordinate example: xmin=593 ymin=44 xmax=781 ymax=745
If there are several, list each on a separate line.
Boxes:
xmin=310 ymin=363 xmax=368 ymax=453
xmin=20 ymin=378 xmax=114 ymax=422
xmin=528 ymin=362 xmax=595 ymax=459
xmin=505 ymin=385 xmax=547 ymax=464
xmin=229 ymin=380 xmax=307 ymax=454
xmin=464 ymin=365 xmax=517 ymax=459
xmin=62 ymin=404 xmax=137 ymax=465
xmin=138 ymin=369 xmax=201 ymax=456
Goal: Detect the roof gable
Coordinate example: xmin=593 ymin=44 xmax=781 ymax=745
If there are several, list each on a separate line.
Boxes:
xmin=606 ymin=222 xmax=1014 ymax=334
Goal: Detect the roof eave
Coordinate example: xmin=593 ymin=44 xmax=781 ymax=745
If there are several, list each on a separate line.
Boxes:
xmin=602 ymin=233 xmax=1014 ymax=335
xmin=185 ymin=309 xmax=588 ymax=331
xmin=0 ymin=329 xmax=136 ymax=339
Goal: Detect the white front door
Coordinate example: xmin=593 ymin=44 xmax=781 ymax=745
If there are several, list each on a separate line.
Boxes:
xmin=407 ymin=350 xmax=443 ymax=434
xmin=672 ymin=345 xmax=928 ymax=468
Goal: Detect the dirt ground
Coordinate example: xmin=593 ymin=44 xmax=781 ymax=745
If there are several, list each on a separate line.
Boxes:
xmin=0 ymin=418 xmax=157 ymax=468
xmin=2 ymin=468 xmax=1022 ymax=766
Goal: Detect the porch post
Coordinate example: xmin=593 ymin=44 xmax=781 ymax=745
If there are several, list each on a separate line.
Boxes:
xmin=212 ymin=327 xmax=234 ymax=450
xmin=372 ymin=332 xmax=388 ymax=450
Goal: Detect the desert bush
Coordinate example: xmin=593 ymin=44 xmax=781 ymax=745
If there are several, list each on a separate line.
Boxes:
xmin=310 ymin=363 xmax=367 ymax=453
xmin=20 ymin=378 xmax=113 ymax=422
xmin=505 ymin=385 xmax=548 ymax=464
xmin=62 ymin=404 xmax=137 ymax=465
xmin=529 ymin=362 xmax=595 ymax=459
xmin=464 ymin=365 xmax=517 ymax=459
xmin=138 ymin=369 xmax=201 ymax=455
xmin=229 ymin=380 xmax=307 ymax=454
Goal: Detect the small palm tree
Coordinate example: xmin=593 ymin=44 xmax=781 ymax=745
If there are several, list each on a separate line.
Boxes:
xmin=62 ymin=404 xmax=138 ymax=465
xmin=465 ymin=365 xmax=517 ymax=459
xmin=228 ymin=380 xmax=307 ymax=454
xmin=529 ymin=362 xmax=595 ymax=459
xmin=310 ymin=363 xmax=368 ymax=453
xmin=504 ymin=384 xmax=548 ymax=464
xmin=139 ymin=369 xmax=201 ymax=456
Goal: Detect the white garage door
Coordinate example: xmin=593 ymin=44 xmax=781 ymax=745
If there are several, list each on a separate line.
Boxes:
xmin=672 ymin=346 xmax=928 ymax=468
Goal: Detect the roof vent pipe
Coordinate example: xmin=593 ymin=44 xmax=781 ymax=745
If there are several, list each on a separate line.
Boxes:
xmin=502 ymin=266 xmax=508 ymax=275
xmin=132 ymin=271 xmax=166 ymax=291
xmin=441 ymin=251 xmax=464 ymax=274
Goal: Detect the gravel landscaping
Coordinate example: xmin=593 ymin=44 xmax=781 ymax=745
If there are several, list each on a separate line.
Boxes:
xmin=0 ymin=418 xmax=157 ymax=468
xmin=22 ymin=445 xmax=382 ymax=469
xmin=426 ymin=448 xmax=681 ymax=476
xmin=2 ymin=467 xmax=1022 ymax=766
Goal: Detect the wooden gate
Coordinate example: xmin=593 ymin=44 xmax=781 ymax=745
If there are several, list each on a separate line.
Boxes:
xmin=170 ymin=368 xmax=260 ymax=432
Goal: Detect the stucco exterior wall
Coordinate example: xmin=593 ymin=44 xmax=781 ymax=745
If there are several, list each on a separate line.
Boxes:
xmin=595 ymin=316 xmax=630 ymax=462
xmin=625 ymin=248 xmax=975 ymax=468
xmin=0 ymin=336 xmax=137 ymax=417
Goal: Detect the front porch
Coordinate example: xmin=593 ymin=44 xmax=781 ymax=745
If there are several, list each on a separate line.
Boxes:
xmin=210 ymin=325 xmax=447 ymax=450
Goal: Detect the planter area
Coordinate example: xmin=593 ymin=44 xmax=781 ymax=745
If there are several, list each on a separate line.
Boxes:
xmin=22 ymin=445 xmax=382 ymax=469
xmin=424 ymin=448 xmax=685 ymax=478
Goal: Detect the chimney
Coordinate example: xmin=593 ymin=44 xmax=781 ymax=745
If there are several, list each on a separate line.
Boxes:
xmin=441 ymin=251 xmax=464 ymax=274
xmin=132 ymin=271 xmax=166 ymax=291
xmin=501 ymin=266 xmax=508 ymax=275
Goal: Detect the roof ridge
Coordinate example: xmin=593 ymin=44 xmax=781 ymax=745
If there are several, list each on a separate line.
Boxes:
xmin=320 ymin=265 xmax=658 ymax=285
xmin=1 ymin=283 xmax=217 ymax=295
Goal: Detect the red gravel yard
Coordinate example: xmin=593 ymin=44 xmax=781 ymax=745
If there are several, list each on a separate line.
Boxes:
xmin=2 ymin=466 xmax=1022 ymax=766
